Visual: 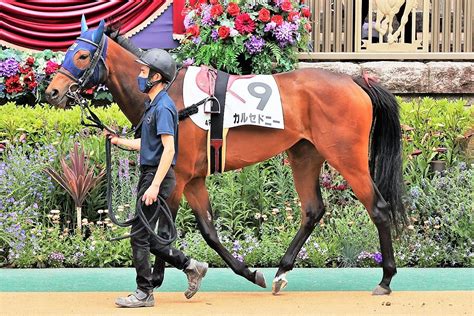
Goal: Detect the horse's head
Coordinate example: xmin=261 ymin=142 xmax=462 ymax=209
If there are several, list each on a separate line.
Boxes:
xmin=45 ymin=16 xmax=108 ymax=108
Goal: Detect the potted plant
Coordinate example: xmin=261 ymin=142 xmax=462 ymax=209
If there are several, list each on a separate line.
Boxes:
xmin=174 ymin=0 xmax=313 ymax=74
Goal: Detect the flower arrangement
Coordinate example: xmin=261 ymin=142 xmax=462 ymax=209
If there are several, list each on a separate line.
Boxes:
xmin=174 ymin=0 xmax=313 ymax=74
xmin=0 ymin=48 xmax=63 ymax=103
xmin=0 ymin=48 xmax=113 ymax=105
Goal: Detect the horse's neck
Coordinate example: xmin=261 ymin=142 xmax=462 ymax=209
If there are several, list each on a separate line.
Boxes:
xmin=105 ymin=39 xmax=146 ymax=126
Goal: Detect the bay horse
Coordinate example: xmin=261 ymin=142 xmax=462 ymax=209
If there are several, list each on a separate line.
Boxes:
xmin=45 ymin=21 xmax=406 ymax=295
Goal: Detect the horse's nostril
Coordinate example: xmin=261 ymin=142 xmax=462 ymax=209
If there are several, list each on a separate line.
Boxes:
xmin=50 ymin=89 xmax=59 ymax=99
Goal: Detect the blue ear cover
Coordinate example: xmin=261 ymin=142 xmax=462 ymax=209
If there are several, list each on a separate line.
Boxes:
xmin=92 ymin=20 xmax=105 ymax=43
xmin=81 ymin=15 xmax=88 ymax=34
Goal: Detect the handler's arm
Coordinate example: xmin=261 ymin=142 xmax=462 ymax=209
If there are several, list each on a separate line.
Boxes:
xmin=104 ymin=130 xmax=141 ymax=151
xmin=113 ymin=137 xmax=141 ymax=151
xmin=151 ymin=134 xmax=175 ymax=189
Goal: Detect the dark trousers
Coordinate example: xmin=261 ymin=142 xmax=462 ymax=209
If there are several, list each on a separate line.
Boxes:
xmin=131 ymin=166 xmax=189 ymax=293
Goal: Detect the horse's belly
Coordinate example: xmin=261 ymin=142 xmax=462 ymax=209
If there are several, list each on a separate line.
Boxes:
xmin=224 ymin=125 xmax=300 ymax=170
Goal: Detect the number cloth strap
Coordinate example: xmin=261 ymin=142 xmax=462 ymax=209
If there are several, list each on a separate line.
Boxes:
xmin=209 ymin=70 xmax=230 ymax=174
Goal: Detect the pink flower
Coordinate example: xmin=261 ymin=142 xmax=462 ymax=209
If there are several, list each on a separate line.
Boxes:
xmin=281 ymin=1 xmax=292 ymax=12
xmin=235 ymin=13 xmax=255 ymax=34
xmin=45 ymin=60 xmax=59 ymax=75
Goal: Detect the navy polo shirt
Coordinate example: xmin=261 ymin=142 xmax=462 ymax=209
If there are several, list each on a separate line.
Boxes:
xmin=140 ymin=90 xmax=178 ymax=167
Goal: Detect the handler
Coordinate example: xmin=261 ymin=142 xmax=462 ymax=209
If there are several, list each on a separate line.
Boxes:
xmin=106 ymin=48 xmax=208 ymax=308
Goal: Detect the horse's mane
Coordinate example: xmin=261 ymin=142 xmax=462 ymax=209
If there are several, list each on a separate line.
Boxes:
xmin=104 ymin=22 xmax=143 ymax=58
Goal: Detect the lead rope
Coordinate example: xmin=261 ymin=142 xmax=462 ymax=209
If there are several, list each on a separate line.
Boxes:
xmin=73 ymin=98 xmax=176 ymax=246
xmin=105 ymin=137 xmax=176 ymax=245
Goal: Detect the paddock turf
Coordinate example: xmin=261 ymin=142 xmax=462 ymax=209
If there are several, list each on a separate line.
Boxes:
xmin=1 ymin=268 xmax=472 ymax=315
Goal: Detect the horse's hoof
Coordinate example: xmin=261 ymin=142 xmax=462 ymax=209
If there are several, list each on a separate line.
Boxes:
xmin=272 ymin=273 xmax=288 ymax=295
xmin=254 ymin=270 xmax=267 ymax=288
xmin=372 ymin=284 xmax=392 ymax=295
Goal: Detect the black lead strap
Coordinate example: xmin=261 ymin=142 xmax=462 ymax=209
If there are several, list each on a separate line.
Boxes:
xmin=71 ymin=92 xmax=176 ymax=245
xmin=105 ymin=137 xmax=176 ymax=244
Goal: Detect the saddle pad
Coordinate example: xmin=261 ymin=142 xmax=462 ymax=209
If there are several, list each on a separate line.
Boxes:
xmin=183 ymin=66 xmax=284 ymax=130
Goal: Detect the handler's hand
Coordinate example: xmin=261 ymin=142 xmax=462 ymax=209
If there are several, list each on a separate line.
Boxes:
xmin=142 ymin=184 xmax=160 ymax=206
xmin=103 ymin=129 xmax=119 ymax=145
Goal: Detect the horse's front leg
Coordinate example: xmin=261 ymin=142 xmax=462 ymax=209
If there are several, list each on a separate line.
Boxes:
xmin=184 ymin=177 xmax=267 ymax=288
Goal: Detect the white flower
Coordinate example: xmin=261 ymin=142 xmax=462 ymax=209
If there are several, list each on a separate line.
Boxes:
xmin=229 ymin=28 xmax=239 ymax=37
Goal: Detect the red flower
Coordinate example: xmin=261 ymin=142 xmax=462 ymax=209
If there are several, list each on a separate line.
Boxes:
xmin=218 ymin=26 xmax=230 ymax=39
xmin=26 ymin=56 xmax=35 ymax=66
xmin=302 ymin=7 xmax=311 ymax=18
xmin=210 ymin=0 xmax=219 ymax=4
xmin=281 ymin=1 xmax=292 ymax=12
xmin=5 ymin=75 xmax=23 ymax=94
xmin=211 ymin=4 xmax=224 ymax=17
xmin=186 ymin=25 xmax=200 ymax=37
xmin=19 ymin=65 xmax=31 ymax=74
xmin=45 ymin=60 xmax=59 ymax=75
xmin=24 ymin=71 xmax=37 ymax=90
xmin=198 ymin=0 xmax=208 ymax=4
xmin=235 ymin=13 xmax=255 ymax=34
xmin=227 ymin=2 xmax=240 ymax=17
xmin=271 ymin=15 xmax=283 ymax=26
xmin=258 ymin=8 xmax=271 ymax=22
xmin=304 ymin=23 xmax=312 ymax=32
xmin=288 ymin=11 xmax=300 ymax=22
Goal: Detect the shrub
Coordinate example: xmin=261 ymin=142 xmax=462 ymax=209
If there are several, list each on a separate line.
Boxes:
xmin=400 ymin=97 xmax=473 ymax=185
xmin=1 ymin=98 xmax=473 ymax=268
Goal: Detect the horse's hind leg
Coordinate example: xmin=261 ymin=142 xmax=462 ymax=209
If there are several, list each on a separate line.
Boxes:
xmin=324 ymin=147 xmax=396 ymax=295
xmin=184 ymin=177 xmax=267 ymax=288
xmin=273 ymin=140 xmax=325 ymax=294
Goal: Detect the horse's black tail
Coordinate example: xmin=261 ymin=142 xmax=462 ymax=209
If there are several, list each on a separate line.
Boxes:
xmin=353 ymin=77 xmax=407 ymax=233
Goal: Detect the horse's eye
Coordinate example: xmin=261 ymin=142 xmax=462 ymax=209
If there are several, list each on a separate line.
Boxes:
xmin=79 ymin=54 xmax=89 ymax=60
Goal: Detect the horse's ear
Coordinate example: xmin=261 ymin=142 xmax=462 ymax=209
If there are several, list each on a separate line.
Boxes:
xmin=93 ymin=19 xmax=105 ymax=43
xmin=81 ymin=15 xmax=88 ymax=34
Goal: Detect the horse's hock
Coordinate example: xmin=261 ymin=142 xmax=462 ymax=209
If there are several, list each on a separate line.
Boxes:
xmin=299 ymin=61 xmax=473 ymax=103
